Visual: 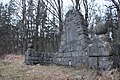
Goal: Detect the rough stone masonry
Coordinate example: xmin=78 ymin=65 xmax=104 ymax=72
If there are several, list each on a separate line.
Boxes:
xmin=53 ymin=9 xmax=112 ymax=70
xmin=53 ymin=9 xmax=90 ymax=67
xmin=25 ymin=9 xmax=114 ymax=70
xmin=87 ymin=22 xmax=112 ymax=70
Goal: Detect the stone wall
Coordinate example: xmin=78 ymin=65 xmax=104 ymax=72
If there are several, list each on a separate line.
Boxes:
xmin=53 ymin=11 xmax=113 ymax=69
xmin=24 ymin=10 xmax=118 ymax=70
xmin=86 ymin=23 xmax=112 ymax=70
xmin=25 ymin=51 xmax=54 ymax=65
xmin=86 ymin=35 xmax=112 ymax=70
xmin=53 ymin=9 xmax=90 ymax=67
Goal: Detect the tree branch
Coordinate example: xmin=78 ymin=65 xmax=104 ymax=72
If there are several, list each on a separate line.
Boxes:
xmin=46 ymin=7 xmax=59 ymax=19
xmin=45 ymin=0 xmax=58 ymax=14
xmin=83 ymin=0 xmax=88 ymax=26
xmin=111 ymin=0 xmax=120 ymax=10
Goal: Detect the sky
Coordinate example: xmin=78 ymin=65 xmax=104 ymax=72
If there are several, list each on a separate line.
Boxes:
xmin=0 ymin=0 xmax=9 ymax=4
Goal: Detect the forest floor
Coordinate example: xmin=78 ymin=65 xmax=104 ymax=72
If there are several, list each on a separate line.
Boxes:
xmin=0 ymin=54 xmax=120 ymax=80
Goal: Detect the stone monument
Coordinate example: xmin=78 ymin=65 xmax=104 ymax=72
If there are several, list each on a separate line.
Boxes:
xmin=87 ymin=22 xmax=112 ymax=70
xmin=54 ymin=9 xmax=90 ymax=67
xmin=24 ymin=9 xmax=120 ymax=70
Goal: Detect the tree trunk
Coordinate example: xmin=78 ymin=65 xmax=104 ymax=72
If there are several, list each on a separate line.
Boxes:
xmin=22 ymin=0 xmax=27 ymax=54
xmin=57 ymin=0 xmax=63 ymax=49
xmin=111 ymin=0 xmax=120 ymax=44
xmin=116 ymin=10 xmax=120 ymax=44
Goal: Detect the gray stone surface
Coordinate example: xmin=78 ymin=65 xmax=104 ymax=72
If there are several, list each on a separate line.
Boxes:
xmin=95 ymin=22 xmax=108 ymax=35
xmin=25 ymin=49 xmax=54 ymax=65
xmin=54 ymin=9 xmax=90 ymax=67
xmin=110 ymin=43 xmax=120 ymax=68
xmin=54 ymin=9 xmax=112 ymax=69
xmin=25 ymin=9 xmax=115 ymax=70
xmin=87 ymin=35 xmax=112 ymax=70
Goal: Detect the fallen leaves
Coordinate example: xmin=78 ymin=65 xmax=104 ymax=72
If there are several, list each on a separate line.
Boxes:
xmin=0 ymin=54 xmax=120 ymax=80
xmin=4 ymin=54 xmax=23 ymax=62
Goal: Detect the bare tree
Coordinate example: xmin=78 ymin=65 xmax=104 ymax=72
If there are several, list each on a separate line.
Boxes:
xmin=22 ymin=0 xmax=27 ymax=53
xmin=83 ymin=0 xmax=88 ymax=27
xmin=45 ymin=0 xmax=63 ymax=49
xmin=75 ymin=0 xmax=80 ymax=10
xmin=34 ymin=0 xmax=40 ymax=51
xmin=110 ymin=0 xmax=120 ymax=43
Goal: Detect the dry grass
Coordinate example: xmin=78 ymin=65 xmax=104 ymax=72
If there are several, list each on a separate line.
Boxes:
xmin=0 ymin=54 xmax=120 ymax=80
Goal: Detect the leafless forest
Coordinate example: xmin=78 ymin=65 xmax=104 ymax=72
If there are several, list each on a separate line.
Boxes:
xmin=0 ymin=0 xmax=120 ymax=54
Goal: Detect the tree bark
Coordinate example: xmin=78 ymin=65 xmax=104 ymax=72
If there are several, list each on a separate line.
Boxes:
xmin=34 ymin=0 xmax=40 ymax=51
xmin=57 ymin=0 xmax=63 ymax=49
xmin=22 ymin=0 xmax=27 ymax=54
xmin=111 ymin=0 xmax=120 ymax=44
xmin=116 ymin=10 xmax=120 ymax=44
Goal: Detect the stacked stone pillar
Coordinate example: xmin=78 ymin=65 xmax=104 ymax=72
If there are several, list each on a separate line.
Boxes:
xmin=54 ymin=9 xmax=90 ymax=67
